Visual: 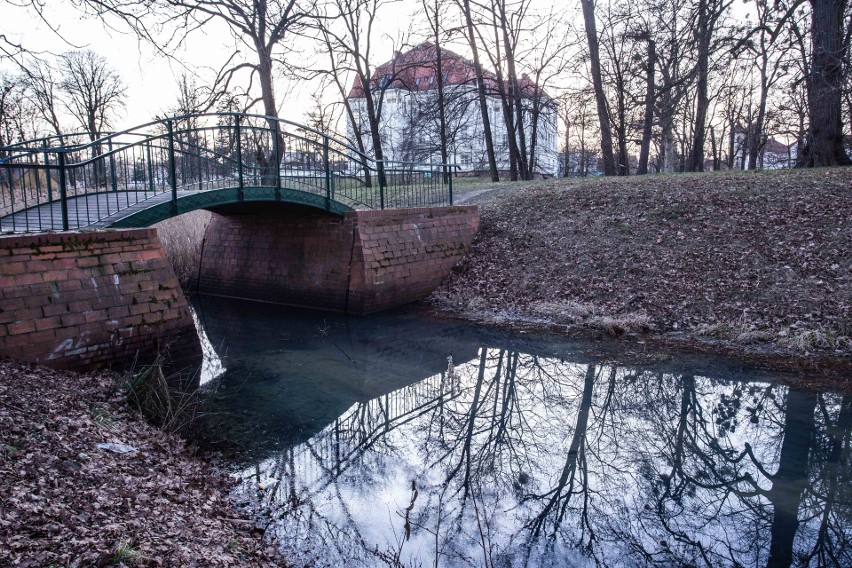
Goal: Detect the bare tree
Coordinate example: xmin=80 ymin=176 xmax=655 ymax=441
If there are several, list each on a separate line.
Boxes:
xmin=59 ymin=50 xmax=126 ymax=141
xmin=734 ymin=0 xmax=794 ymax=169
xmin=634 ymin=29 xmax=656 ymax=175
xmin=422 ymin=0 xmax=451 ymax=179
xmin=580 ymin=0 xmax=617 ymax=175
xmin=687 ymin=0 xmax=732 ymax=172
xmin=458 ymin=0 xmax=500 ymax=181
xmin=796 ymin=0 xmax=852 ymax=166
xmin=315 ymin=0 xmax=414 ymax=188
xmin=0 ymin=73 xmax=26 ymax=151
xmin=81 ymin=0 xmax=314 ymax=121
xmin=21 ymin=58 xmax=64 ymax=137
xmin=653 ymin=0 xmax=694 ymax=173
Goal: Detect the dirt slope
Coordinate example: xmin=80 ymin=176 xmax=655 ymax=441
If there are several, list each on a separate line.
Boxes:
xmin=0 ymin=361 xmax=282 ymax=566
xmin=431 ymin=168 xmax=852 ymax=357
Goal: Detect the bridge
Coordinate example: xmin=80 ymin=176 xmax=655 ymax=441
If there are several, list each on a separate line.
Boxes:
xmin=0 ymin=113 xmax=479 ymax=371
xmin=0 ymin=113 xmax=455 ymax=232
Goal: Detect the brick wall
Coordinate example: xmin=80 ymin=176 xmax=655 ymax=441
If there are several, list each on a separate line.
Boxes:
xmin=0 ymin=229 xmax=200 ymax=370
xmin=346 ymin=206 xmax=479 ymax=314
xmin=197 ymin=205 xmax=478 ymax=314
xmin=198 ymin=207 xmax=357 ymax=311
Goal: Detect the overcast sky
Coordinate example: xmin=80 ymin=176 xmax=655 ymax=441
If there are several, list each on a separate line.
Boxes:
xmin=2 ymin=0 xmax=426 ymax=130
xmin=4 ymin=0 xmax=754 ymax=135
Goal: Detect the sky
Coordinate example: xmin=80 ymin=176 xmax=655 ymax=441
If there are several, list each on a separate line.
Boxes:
xmin=3 ymin=0 xmax=756 ymax=136
xmin=2 ymin=0 xmax=423 ymax=131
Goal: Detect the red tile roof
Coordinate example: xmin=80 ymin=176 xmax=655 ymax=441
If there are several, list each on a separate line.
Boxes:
xmin=347 ymin=42 xmax=546 ymax=99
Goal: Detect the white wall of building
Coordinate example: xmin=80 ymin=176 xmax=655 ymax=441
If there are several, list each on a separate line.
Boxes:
xmin=348 ymin=86 xmax=558 ymax=176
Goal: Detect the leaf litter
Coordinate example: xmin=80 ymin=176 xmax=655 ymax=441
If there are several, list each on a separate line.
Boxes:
xmin=0 ymin=360 xmax=285 ymax=566
xmin=433 ymin=168 xmax=852 ymax=360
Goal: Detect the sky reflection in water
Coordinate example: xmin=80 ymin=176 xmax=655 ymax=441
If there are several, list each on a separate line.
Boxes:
xmin=191 ymin=297 xmax=852 ymax=568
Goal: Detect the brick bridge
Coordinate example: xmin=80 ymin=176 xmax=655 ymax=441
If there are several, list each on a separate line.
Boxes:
xmin=0 ymin=113 xmax=478 ymax=370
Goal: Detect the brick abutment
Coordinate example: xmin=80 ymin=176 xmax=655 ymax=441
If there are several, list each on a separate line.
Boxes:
xmin=0 ymin=205 xmax=477 ymax=370
xmin=197 ymin=205 xmax=479 ymax=314
xmin=0 ymin=229 xmax=201 ymax=370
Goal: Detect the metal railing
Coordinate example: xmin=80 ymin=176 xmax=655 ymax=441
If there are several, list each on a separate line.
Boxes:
xmin=0 ymin=113 xmax=456 ymax=233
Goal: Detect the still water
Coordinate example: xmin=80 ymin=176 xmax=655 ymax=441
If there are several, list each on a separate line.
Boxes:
xmin=191 ymin=297 xmax=851 ymax=568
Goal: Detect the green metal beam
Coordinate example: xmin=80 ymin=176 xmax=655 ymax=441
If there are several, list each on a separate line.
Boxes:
xmin=107 ymin=186 xmax=352 ymax=228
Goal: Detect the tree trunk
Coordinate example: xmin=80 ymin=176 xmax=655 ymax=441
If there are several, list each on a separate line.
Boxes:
xmin=362 ymin=87 xmax=388 ymax=188
xmin=580 ymin=0 xmax=616 ymax=175
xmin=688 ymin=0 xmax=710 ymax=172
xmin=343 ymin=98 xmax=373 ymax=188
xmin=256 ymin=44 xmax=285 ymax=186
xmin=488 ymin=16 xmax=520 ymax=181
xmin=660 ymin=109 xmax=676 ymax=172
xmin=615 ymin=72 xmax=630 ymax=175
xmin=462 ymin=0 xmax=500 ymax=181
xmin=797 ymin=0 xmax=852 ymax=167
xmin=527 ymin=87 xmax=540 ymax=175
xmin=499 ymin=3 xmax=530 ymax=180
xmin=727 ymin=119 xmax=735 ymax=169
xmin=433 ymin=6 xmax=450 ymax=182
xmin=637 ymin=39 xmax=656 ymax=175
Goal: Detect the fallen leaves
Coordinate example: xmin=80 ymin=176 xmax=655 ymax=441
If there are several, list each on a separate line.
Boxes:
xmin=0 ymin=360 xmax=285 ymax=567
xmin=433 ymin=168 xmax=852 ymax=355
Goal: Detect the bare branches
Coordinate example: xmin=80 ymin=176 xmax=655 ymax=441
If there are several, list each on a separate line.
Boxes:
xmin=59 ymin=49 xmax=127 ymax=140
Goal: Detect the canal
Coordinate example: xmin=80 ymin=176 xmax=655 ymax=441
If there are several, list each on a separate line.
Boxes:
xmin=190 ymin=296 xmax=851 ymax=568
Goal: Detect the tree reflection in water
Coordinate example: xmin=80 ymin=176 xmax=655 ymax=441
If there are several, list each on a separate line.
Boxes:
xmin=224 ymin=349 xmax=851 ymax=567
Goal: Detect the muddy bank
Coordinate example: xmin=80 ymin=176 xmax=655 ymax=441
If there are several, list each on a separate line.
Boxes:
xmin=430 ymin=168 xmax=852 ymax=375
xmin=0 ymin=360 xmax=284 ymax=567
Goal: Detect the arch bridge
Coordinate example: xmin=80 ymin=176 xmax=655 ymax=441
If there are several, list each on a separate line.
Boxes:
xmin=0 ymin=114 xmax=478 ymax=371
xmin=0 ymin=113 xmax=455 ymax=232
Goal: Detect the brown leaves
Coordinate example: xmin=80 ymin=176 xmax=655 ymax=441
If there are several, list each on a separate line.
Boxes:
xmin=433 ymin=169 xmax=852 ymax=354
xmin=0 ymin=361 xmax=284 ymax=567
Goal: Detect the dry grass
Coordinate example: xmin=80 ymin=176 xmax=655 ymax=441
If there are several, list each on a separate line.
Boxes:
xmin=154 ymin=210 xmax=211 ymax=291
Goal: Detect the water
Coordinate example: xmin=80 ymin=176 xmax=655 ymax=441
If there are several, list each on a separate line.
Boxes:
xmin=191 ymin=297 xmax=852 ymax=568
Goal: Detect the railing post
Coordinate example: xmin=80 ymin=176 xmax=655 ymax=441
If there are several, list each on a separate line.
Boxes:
xmin=196 ymin=141 xmax=204 ymax=191
xmin=58 ymin=152 xmax=69 ymax=231
xmin=273 ymin=123 xmax=281 ymax=201
xmin=6 ymin=168 xmax=15 ymax=233
xmin=448 ymin=165 xmax=453 ymax=205
xmin=146 ymin=141 xmax=155 ymax=195
xmin=378 ymin=160 xmax=385 ymax=210
xmin=235 ymin=116 xmax=244 ymax=202
xmin=108 ymin=137 xmax=118 ymax=192
xmin=42 ymin=141 xmax=53 ymax=204
xmin=323 ymin=135 xmax=331 ymax=211
xmin=167 ymin=120 xmax=178 ymax=216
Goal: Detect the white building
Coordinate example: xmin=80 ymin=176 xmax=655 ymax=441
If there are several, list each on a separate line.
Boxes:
xmin=732 ymin=127 xmax=798 ymax=170
xmin=346 ymin=43 xmax=558 ymax=177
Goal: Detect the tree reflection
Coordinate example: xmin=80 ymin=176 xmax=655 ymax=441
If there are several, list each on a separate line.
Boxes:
xmin=221 ymin=345 xmax=852 ymax=567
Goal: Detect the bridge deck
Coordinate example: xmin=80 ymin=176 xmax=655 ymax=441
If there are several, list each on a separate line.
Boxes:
xmin=0 ymin=191 xmax=199 ymax=233
xmin=0 ymin=179 xmax=452 ymax=233
xmin=0 ymin=180 xmax=362 ymax=232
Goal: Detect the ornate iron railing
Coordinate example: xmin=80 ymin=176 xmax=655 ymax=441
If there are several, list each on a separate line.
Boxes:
xmin=0 ymin=113 xmax=455 ymax=233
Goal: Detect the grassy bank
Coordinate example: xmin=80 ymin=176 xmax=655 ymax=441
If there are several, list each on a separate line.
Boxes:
xmin=432 ymin=168 xmax=852 ymax=361
xmin=0 ymin=360 xmax=282 ymax=566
